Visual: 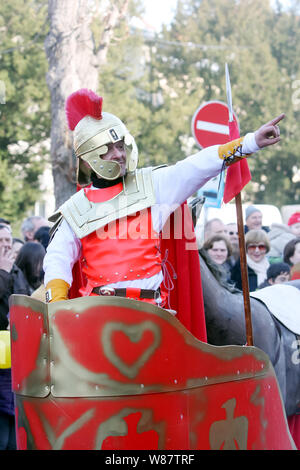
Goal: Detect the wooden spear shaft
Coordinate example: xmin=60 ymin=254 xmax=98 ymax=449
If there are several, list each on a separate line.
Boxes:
xmin=235 ymin=192 xmax=254 ymax=346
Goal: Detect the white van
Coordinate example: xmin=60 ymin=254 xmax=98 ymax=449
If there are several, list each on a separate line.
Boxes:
xmin=204 ymin=203 xmax=282 ymax=226
xmin=195 ymin=202 xmax=282 ymax=246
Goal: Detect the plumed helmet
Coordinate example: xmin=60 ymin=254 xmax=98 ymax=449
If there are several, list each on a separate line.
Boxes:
xmin=65 ymin=89 xmax=138 ymax=185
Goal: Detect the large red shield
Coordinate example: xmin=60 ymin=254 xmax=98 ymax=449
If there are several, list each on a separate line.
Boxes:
xmin=9 ymin=295 xmax=295 ymax=450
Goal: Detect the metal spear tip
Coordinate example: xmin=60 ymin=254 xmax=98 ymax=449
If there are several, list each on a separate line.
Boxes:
xmin=225 ymin=63 xmax=233 ymax=122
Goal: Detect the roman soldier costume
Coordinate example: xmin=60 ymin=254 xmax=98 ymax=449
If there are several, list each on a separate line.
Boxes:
xmin=43 ymin=88 xmax=261 ymax=341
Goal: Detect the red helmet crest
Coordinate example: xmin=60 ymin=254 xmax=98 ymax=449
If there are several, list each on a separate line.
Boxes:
xmin=65 ymin=88 xmax=103 ymax=130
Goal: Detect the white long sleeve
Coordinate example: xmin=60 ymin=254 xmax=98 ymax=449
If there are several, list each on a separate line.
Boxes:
xmin=43 ymin=218 xmax=81 ymax=286
xmin=43 ymin=134 xmax=258 ymax=287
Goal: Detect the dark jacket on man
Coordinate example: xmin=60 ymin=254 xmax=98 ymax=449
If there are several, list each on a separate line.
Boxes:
xmin=0 ymin=264 xmax=31 ymax=417
xmin=0 ymin=264 xmax=30 ymax=330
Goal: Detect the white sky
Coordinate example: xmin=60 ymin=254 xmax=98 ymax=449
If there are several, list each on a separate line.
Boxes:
xmin=142 ymin=0 xmax=178 ymax=31
xmin=142 ymin=0 xmax=293 ymax=32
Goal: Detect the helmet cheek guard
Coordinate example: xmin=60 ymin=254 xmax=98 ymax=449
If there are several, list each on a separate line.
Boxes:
xmin=81 ymin=146 xmax=122 ymax=181
xmin=125 ymin=134 xmax=138 ymax=173
xmin=77 ymin=158 xmax=92 ymax=187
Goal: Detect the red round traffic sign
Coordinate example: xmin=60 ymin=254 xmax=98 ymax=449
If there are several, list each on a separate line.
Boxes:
xmin=191 ymin=101 xmax=239 ymax=149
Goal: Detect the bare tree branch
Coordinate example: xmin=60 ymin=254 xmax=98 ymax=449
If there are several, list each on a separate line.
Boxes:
xmin=96 ymin=0 xmax=129 ymax=66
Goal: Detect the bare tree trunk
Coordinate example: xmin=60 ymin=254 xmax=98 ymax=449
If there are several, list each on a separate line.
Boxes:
xmin=45 ymin=0 xmax=129 ymax=208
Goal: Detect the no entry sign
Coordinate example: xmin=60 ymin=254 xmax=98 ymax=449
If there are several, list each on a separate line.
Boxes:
xmin=191 ymin=101 xmax=239 ymax=149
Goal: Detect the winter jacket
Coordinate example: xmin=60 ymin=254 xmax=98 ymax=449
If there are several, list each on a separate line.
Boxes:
xmin=244 ymin=225 xmax=270 ymax=234
xmin=0 ymin=265 xmax=31 ymax=330
xmin=267 ymin=223 xmax=296 ymax=260
xmin=0 ymin=265 xmax=31 ymax=416
xmin=230 ymin=258 xmax=258 ymax=292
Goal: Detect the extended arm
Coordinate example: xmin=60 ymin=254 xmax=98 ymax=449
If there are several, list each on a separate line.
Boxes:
xmin=153 ymin=114 xmax=285 ymax=222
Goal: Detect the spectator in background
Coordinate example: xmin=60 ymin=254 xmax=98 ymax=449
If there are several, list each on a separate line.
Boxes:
xmin=0 ymin=224 xmax=31 ymax=450
xmin=0 ymin=219 xmax=11 ymax=232
xmin=258 ymin=262 xmax=291 ymax=289
xmin=203 ymin=234 xmax=232 ymax=282
xmin=203 ymin=234 xmax=232 ymax=265
xmin=267 ymin=221 xmax=295 ymax=263
xmin=15 ymin=242 xmax=46 ymax=295
xmin=226 ymin=222 xmax=239 ymax=266
xmin=244 ymin=206 xmax=270 ymax=234
xmin=21 ymin=216 xmax=49 ymax=242
xmin=287 ymin=212 xmax=300 ymax=237
xmin=283 ymin=238 xmax=300 ymax=268
xmin=0 ymin=225 xmax=31 ymax=330
xmin=286 ymin=214 xmax=300 ymax=281
xmin=204 ymin=218 xmax=227 ymax=241
xmin=33 ymin=226 xmax=50 ymax=250
xmin=11 ymin=238 xmax=24 ymax=261
xmin=231 ymin=229 xmax=270 ymax=292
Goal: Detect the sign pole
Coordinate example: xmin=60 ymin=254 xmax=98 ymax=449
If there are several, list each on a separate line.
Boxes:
xmin=225 ymin=64 xmax=254 ymax=346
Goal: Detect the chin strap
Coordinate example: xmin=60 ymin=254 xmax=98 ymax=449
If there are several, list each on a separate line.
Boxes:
xmin=218 ymin=137 xmax=251 ymax=167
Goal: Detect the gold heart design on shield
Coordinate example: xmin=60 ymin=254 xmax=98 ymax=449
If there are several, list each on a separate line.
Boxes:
xmin=102 ymin=321 xmax=161 ymax=379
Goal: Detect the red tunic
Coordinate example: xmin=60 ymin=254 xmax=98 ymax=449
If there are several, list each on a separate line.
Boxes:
xmin=79 ymin=185 xmax=162 ymax=297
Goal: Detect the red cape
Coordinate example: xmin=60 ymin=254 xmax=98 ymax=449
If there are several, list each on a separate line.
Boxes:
xmin=160 ymin=204 xmax=207 ymax=342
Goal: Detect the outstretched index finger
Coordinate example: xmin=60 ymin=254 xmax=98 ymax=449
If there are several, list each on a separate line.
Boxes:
xmin=267 ymin=113 xmax=285 ymax=127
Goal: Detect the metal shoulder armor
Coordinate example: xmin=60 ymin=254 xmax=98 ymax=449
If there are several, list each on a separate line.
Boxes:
xmin=49 ymin=167 xmax=162 ymax=239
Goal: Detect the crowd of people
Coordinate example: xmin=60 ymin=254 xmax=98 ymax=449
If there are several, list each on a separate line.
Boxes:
xmin=201 ymin=206 xmax=300 ymax=292
xmin=0 ymin=215 xmax=49 ymax=450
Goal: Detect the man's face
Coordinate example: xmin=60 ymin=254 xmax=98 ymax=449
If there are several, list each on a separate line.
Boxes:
xmin=25 ymin=217 xmax=49 ymax=241
xmin=0 ymin=227 xmax=12 ymax=254
xmin=33 ymin=218 xmax=48 ymax=233
xmin=246 ymin=211 xmax=263 ymax=230
xmin=226 ymin=223 xmax=239 ymax=247
xmin=209 ymin=221 xmax=226 ymax=237
xmin=101 ymin=140 xmax=127 ymax=177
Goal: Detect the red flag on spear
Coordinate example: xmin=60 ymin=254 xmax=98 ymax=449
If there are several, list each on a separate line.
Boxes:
xmin=223 ymin=121 xmax=252 ymax=203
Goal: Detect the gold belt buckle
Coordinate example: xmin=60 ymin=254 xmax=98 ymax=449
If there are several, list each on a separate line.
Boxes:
xmin=99 ymin=286 xmax=115 ymax=296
